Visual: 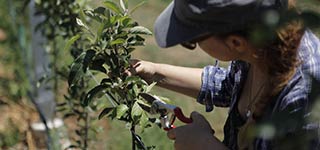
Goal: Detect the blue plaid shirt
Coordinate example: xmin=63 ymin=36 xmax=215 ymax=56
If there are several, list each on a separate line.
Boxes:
xmin=197 ymin=30 xmax=320 ymax=150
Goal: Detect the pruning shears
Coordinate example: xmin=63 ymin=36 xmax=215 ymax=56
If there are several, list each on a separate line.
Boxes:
xmin=139 ymin=93 xmax=193 ymax=131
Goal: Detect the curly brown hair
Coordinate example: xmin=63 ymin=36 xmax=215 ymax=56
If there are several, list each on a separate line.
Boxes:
xmin=237 ymin=16 xmax=305 ymax=150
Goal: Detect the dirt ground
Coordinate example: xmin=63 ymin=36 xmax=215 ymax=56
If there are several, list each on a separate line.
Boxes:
xmin=0 ymin=29 xmax=40 ymax=149
xmin=0 ymin=96 xmax=40 ymax=149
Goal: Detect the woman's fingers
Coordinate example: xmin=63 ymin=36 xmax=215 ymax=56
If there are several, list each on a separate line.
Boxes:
xmin=167 ymin=128 xmax=176 ymax=140
xmin=125 ymin=59 xmax=142 ymax=76
xmin=129 ymin=59 xmax=141 ymax=66
xmin=190 ymin=111 xmax=214 ymax=133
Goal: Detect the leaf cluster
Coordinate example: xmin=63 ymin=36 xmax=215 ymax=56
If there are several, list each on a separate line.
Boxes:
xmin=66 ymin=1 xmax=156 ymax=149
xmin=69 ymin=0 xmax=153 ymax=128
xmin=34 ymin=0 xmax=82 ymax=39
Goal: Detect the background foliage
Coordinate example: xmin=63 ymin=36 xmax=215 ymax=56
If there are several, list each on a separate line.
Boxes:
xmin=0 ymin=0 xmax=319 ymax=149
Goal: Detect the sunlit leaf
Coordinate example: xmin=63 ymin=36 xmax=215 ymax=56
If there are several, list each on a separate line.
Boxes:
xmin=64 ymin=34 xmax=80 ymax=52
xmin=140 ymin=112 xmax=149 ymax=132
xmin=129 ymin=26 xmax=152 ymax=35
xmin=120 ymin=16 xmax=132 ymax=27
xmin=101 ymin=78 xmax=113 ymax=84
xmin=145 ymin=82 xmax=157 ymax=93
xmin=110 ymin=38 xmax=126 ymax=45
xmin=132 ymin=84 xmax=140 ymax=96
xmin=131 ymin=101 xmax=143 ymax=117
xmin=104 ymin=1 xmax=122 ymax=14
xmin=116 ymin=104 xmax=129 ymax=119
xmin=96 ymin=23 xmax=105 ymax=42
xmin=120 ymin=0 xmax=128 ymax=12
xmin=125 ymin=76 xmax=140 ymax=84
xmin=76 ymin=18 xmax=89 ymax=30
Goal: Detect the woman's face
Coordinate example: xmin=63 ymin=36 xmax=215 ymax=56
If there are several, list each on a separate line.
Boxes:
xmin=198 ymin=35 xmax=248 ymax=61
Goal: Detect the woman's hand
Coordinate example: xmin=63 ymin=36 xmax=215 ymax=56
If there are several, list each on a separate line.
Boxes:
xmin=128 ymin=59 xmax=203 ymax=98
xmin=167 ymin=111 xmax=228 ymax=150
xmin=127 ymin=59 xmax=160 ymax=83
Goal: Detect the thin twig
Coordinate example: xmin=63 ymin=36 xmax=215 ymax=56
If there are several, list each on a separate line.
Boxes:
xmin=130 ymin=123 xmax=147 ymax=150
xmin=131 ymin=124 xmax=136 ymax=150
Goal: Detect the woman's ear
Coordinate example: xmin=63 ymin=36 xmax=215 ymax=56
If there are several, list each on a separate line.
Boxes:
xmin=224 ymin=35 xmax=248 ymax=54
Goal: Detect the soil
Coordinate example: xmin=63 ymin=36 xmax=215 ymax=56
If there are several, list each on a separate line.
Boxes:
xmin=0 ymin=97 xmax=39 ymax=149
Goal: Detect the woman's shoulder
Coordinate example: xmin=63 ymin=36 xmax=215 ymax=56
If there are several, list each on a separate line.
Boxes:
xmin=299 ymin=30 xmax=320 ymax=80
xmin=272 ymin=69 xmax=310 ymax=113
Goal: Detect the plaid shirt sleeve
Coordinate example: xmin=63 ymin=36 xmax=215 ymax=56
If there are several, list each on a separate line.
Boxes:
xmin=197 ymin=62 xmax=235 ymax=112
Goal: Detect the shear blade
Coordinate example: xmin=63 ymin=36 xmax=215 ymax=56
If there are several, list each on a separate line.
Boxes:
xmin=139 ymin=93 xmax=157 ymax=104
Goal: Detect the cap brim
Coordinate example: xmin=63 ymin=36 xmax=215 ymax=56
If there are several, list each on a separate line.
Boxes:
xmin=154 ymin=2 xmax=208 ymax=48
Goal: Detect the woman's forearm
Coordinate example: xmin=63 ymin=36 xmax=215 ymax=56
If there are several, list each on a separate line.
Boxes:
xmin=153 ymin=63 xmax=203 ymax=98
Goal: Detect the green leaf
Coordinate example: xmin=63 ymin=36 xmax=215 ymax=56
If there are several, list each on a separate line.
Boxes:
xmin=76 ymin=18 xmax=89 ymax=30
xmin=145 ymin=82 xmax=157 ymax=93
xmin=127 ymin=35 xmax=146 ymax=46
xmin=120 ymin=17 xmax=132 ymax=27
xmin=116 ymin=104 xmax=129 ymax=119
xmin=132 ymin=84 xmax=140 ymax=96
xmin=120 ymin=0 xmax=128 ymax=12
xmin=94 ymin=7 xmax=107 ymax=15
xmin=96 ymin=23 xmax=105 ymax=42
xmin=110 ymin=38 xmax=126 ymax=45
xmin=131 ymin=101 xmax=143 ymax=117
xmin=126 ymin=47 xmax=135 ymax=53
xmin=98 ymin=107 xmax=115 ymax=119
xmin=68 ymin=53 xmax=86 ymax=86
xmin=131 ymin=101 xmax=143 ymax=125
xmin=83 ymin=9 xmax=99 ymax=21
xmin=140 ymin=112 xmax=149 ymax=132
xmin=64 ymin=34 xmax=80 ymax=52
xmin=125 ymin=76 xmax=140 ymax=84
xmin=84 ymin=7 xmax=107 ymax=22
xmin=129 ymin=26 xmax=152 ymax=35
xmin=101 ymin=78 xmax=113 ymax=84
xmin=82 ymin=50 xmax=96 ymax=72
xmin=137 ymin=99 xmax=151 ymax=107
xmin=104 ymin=1 xmax=122 ymax=14
xmin=90 ymin=59 xmax=107 ymax=73
xmin=83 ymin=84 xmax=109 ymax=106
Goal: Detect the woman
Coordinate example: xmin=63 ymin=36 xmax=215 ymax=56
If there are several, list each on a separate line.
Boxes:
xmin=130 ymin=0 xmax=320 ymax=149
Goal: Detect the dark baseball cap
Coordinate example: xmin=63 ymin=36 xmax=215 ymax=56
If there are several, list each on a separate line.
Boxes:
xmin=154 ymin=0 xmax=288 ymax=48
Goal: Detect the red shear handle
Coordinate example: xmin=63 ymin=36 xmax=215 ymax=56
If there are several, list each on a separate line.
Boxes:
xmin=173 ymin=107 xmax=193 ymax=123
xmin=164 ymin=125 xmax=176 ymax=131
